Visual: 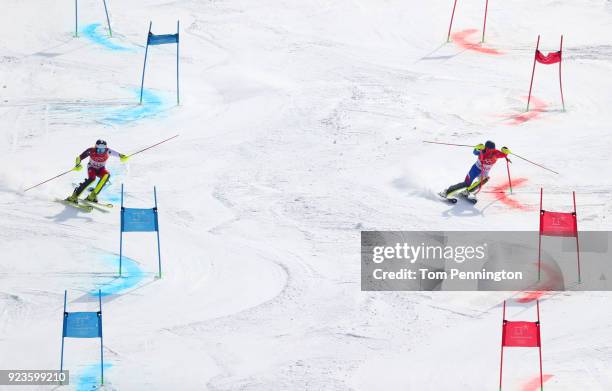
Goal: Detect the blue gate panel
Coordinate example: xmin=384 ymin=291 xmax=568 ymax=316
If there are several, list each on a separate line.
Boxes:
xmin=148 ymin=33 xmax=178 ymax=45
xmin=122 ymin=208 xmax=157 ymax=232
xmin=64 ymin=312 xmax=102 ymax=338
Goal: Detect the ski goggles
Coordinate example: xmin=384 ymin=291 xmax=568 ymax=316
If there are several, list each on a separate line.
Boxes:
xmin=96 ymin=146 xmax=107 ymax=154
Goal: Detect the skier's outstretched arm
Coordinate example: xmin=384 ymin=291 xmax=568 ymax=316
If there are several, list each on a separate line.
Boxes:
xmin=108 ymin=148 xmax=129 ymax=162
xmin=498 ymin=147 xmax=512 ymax=162
xmin=473 ymin=143 xmax=485 ymax=155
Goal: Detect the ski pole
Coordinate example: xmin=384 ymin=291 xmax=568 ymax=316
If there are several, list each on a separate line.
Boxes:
xmin=422 ymin=140 xmax=473 ymax=148
xmin=425 ymin=140 xmax=559 ymax=175
xmin=24 ymin=167 xmax=78 ymax=192
xmin=25 ymin=135 xmax=179 ymax=192
xmin=510 ymin=152 xmax=559 ymax=175
xmin=127 ymin=134 xmax=179 ymax=158
xmin=506 ymin=159 xmax=513 ymax=194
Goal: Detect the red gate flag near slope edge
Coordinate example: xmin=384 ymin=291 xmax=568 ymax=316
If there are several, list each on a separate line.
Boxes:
xmin=527 ymin=35 xmax=565 ymax=111
xmin=538 ymin=188 xmax=580 ymax=283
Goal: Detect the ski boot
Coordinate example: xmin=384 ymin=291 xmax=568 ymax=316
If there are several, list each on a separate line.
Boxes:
xmin=85 ymin=191 xmax=98 ymax=203
xmin=441 ymin=182 xmax=468 ymax=199
xmin=466 ymin=176 xmax=490 ymax=193
xmin=65 ymin=191 xmax=79 ymax=204
xmin=448 ymin=182 xmax=468 ymax=194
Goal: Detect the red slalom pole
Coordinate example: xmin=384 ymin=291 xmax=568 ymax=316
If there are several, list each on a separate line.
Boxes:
xmin=447 ymin=0 xmax=458 ymax=42
xmin=506 ymin=158 xmax=512 ymax=194
xmin=559 ymin=35 xmax=565 ymax=111
xmin=527 ymin=35 xmax=540 ymax=111
xmin=537 ymin=300 xmax=543 ymax=391
xmin=573 ymin=191 xmax=581 ymax=283
xmin=499 ymin=300 xmax=506 ymax=391
xmin=482 ymin=0 xmax=489 ymax=43
xmin=538 ymin=188 xmax=543 ymax=281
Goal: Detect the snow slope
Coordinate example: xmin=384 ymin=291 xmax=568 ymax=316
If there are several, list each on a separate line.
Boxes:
xmin=1 ymin=0 xmax=611 ymax=390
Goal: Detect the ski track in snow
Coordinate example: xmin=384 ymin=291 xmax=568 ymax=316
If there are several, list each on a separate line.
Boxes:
xmin=1 ymin=0 xmax=612 ymax=390
xmin=488 ymin=177 xmax=532 ymax=211
xmin=75 ymin=363 xmax=112 ymax=391
xmin=521 ymin=374 xmax=554 ymax=391
xmin=91 ymin=253 xmax=147 ymax=297
xmin=451 ymin=28 xmax=504 ymax=55
xmin=503 ymin=96 xmax=549 ymax=125
xmin=81 ymin=24 xmax=133 ymax=52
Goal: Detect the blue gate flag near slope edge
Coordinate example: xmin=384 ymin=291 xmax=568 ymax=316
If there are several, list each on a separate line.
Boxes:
xmin=148 ymin=33 xmax=178 ymax=45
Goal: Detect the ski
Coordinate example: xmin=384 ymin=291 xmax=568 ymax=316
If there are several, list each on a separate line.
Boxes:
xmin=459 ymin=192 xmax=478 ymax=204
xmin=55 ymin=198 xmax=93 ymax=212
xmin=438 ymin=191 xmax=458 ymax=204
xmin=438 ymin=190 xmax=478 ymax=204
xmin=81 ymin=199 xmax=114 ymax=209
xmin=79 ymin=200 xmax=112 ymax=213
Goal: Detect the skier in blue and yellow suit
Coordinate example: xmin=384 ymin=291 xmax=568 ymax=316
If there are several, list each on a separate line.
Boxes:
xmin=442 ymin=140 xmax=511 ymax=197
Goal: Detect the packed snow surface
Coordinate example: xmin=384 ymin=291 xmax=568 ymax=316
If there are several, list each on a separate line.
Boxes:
xmin=1 ymin=0 xmax=611 ymax=390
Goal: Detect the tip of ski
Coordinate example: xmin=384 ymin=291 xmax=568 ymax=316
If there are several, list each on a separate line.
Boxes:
xmin=438 ymin=191 xmax=458 ymax=204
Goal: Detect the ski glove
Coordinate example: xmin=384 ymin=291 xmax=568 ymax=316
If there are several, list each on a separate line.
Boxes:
xmin=501 ymin=147 xmax=511 ymax=155
xmin=120 ymin=154 xmax=129 ymax=163
xmin=74 ymin=156 xmax=82 ymax=171
xmin=474 ymin=143 xmax=485 ymax=151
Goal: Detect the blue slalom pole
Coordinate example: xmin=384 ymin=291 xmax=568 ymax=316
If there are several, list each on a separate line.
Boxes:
xmin=176 ymin=20 xmax=180 ymax=105
xmin=139 ymin=22 xmax=152 ymax=104
xmin=119 ymin=184 xmax=124 ymax=275
xmin=74 ymin=0 xmax=78 ymax=37
xmin=102 ymin=0 xmax=112 ymax=37
xmin=60 ymin=290 xmax=67 ymax=378
xmin=154 ymin=186 xmax=162 ymax=278
xmin=99 ymin=290 xmax=104 ymax=385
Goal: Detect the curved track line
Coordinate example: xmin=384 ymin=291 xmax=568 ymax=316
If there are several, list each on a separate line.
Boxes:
xmin=75 ymin=363 xmax=112 ymax=391
xmin=516 ymin=290 xmax=546 ymax=303
xmin=489 ymin=177 xmax=531 ymax=211
xmin=517 ymin=263 xmax=565 ymax=303
xmin=82 ymin=23 xmax=132 ymax=51
xmin=505 ymin=96 xmax=547 ymax=125
xmin=450 ymin=29 xmax=503 ymax=55
xmin=521 ymin=374 xmax=553 ymax=391
xmin=101 ymin=88 xmax=168 ymax=125
xmin=89 ymin=253 xmax=147 ymax=297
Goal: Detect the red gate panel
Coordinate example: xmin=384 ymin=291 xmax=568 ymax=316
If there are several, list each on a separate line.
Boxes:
xmin=503 ymin=321 xmax=540 ymax=347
